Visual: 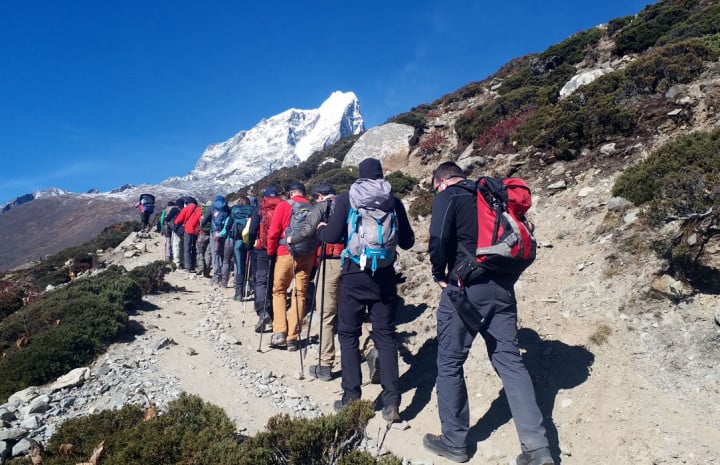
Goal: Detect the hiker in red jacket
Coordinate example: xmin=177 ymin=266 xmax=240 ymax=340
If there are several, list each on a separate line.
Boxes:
xmin=174 ymin=196 xmax=202 ymax=272
xmin=266 ymin=181 xmax=316 ymax=352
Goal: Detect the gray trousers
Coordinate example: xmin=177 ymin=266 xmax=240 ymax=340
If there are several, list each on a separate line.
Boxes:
xmin=436 ymin=279 xmax=548 ymax=452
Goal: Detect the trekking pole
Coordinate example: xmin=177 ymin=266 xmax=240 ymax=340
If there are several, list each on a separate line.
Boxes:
xmin=304 ymin=243 xmax=326 ymax=357
xmin=289 ymin=247 xmax=305 ymax=379
xmin=316 ymin=245 xmax=328 ymax=367
xmin=243 ymin=250 xmax=252 ymax=299
xmin=257 ymin=254 xmax=274 ymax=353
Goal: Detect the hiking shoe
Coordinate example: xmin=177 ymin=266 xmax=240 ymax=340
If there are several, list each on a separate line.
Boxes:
xmin=515 ymin=447 xmax=554 ymax=465
xmin=254 ymin=314 xmax=272 ymax=333
xmin=286 ymin=340 xmax=298 ymax=352
xmin=366 ymin=348 xmax=380 ymax=384
xmin=308 ymin=364 xmax=332 ymax=381
xmin=333 ymin=397 xmax=358 ymax=412
xmin=422 ymin=434 xmax=468 ymax=463
xmin=381 ymin=405 xmax=400 ymax=423
xmin=233 ymin=293 xmax=243 ymax=301
xmin=269 ymin=333 xmax=286 ymax=348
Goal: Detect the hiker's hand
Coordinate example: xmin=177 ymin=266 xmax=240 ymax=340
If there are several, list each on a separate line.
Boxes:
xmin=286 ymin=236 xmax=292 ymax=244
xmin=436 ymin=280 xmax=448 ymax=289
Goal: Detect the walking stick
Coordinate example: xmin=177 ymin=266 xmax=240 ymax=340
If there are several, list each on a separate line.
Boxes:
xmin=316 ymin=244 xmax=328 ymax=368
xmin=304 ymin=243 xmax=326 ymax=357
xmin=243 ymin=250 xmax=252 ymax=299
xmin=289 ymin=247 xmax=305 ymax=379
xmin=257 ymin=254 xmax=274 ymax=353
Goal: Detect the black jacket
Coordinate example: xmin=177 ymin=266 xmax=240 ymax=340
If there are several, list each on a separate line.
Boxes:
xmin=316 ymin=191 xmax=415 ymax=269
xmin=428 ymin=179 xmax=478 ymax=284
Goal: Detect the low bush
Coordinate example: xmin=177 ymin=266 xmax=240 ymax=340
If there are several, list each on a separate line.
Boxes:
xmin=541 ymin=27 xmax=605 ymax=65
xmin=614 ymin=0 xmax=694 ymax=55
xmin=612 ymin=128 xmax=720 ymax=224
xmin=386 ymin=171 xmax=418 ymax=196
xmin=30 ymin=396 xmax=398 ymax=465
xmin=409 ymin=190 xmax=435 ymax=219
xmin=0 ymin=262 xmax=169 ymax=402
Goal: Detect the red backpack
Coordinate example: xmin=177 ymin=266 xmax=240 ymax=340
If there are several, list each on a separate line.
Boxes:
xmin=256 ymin=196 xmax=283 ymax=250
xmin=456 ymin=177 xmax=536 ymax=282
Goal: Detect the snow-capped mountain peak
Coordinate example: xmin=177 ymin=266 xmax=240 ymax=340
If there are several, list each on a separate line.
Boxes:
xmin=177 ymin=91 xmax=364 ymax=192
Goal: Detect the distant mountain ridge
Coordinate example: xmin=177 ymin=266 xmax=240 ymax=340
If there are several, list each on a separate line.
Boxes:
xmin=0 ymin=91 xmax=364 ymax=213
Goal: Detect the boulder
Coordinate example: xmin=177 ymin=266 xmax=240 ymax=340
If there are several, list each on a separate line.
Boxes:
xmin=342 ymin=123 xmax=415 ymax=169
xmin=560 ymin=67 xmax=614 ymax=99
xmin=50 ymin=367 xmax=90 ymax=392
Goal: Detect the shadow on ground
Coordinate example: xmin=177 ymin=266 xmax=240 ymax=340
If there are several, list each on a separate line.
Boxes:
xmin=467 ymin=328 xmax=595 ymax=463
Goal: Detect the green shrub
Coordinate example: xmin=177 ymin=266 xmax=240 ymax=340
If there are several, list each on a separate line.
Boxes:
xmin=35 ymin=397 xmax=397 ymax=465
xmin=624 ymin=38 xmax=719 ymax=93
xmin=541 ymin=27 xmax=605 ymax=65
xmin=614 ymin=0 xmax=694 ymax=55
xmin=409 ymin=190 xmax=435 ymax=219
xmin=0 ymin=281 xmax=25 ymax=321
xmin=386 ymin=171 xmax=418 ymax=196
xmin=0 ymin=262 xmax=170 ymax=402
xmin=612 ymin=128 xmax=720 ymax=224
xmin=389 ymin=111 xmax=426 ymax=132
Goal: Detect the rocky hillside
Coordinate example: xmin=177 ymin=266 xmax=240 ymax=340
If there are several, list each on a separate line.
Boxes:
xmin=1 ymin=0 xmax=720 ymax=463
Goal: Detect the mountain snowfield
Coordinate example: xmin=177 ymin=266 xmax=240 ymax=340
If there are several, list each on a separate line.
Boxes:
xmin=158 ymin=90 xmax=364 ymax=194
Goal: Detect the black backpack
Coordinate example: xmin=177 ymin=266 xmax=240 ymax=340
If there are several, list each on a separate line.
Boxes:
xmin=280 ymin=200 xmax=316 ymax=255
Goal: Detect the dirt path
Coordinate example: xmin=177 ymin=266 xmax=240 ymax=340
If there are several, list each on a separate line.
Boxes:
xmin=112 ymin=175 xmax=720 ymax=465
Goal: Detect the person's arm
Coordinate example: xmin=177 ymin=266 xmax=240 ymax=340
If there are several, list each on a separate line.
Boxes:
xmin=393 ymin=197 xmax=415 ymax=250
xmin=428 ymin=193 xmax=454 ymax=286
xmin=316 ymin=194 xmax=349 ymax=244
xmin=247 ymin=210 xmax=261 ymax=245
xmin=174 ymin=207 xmax=188 ymax=225
xmin=200 ymin=209 xmax=211 ymax=228
xmin=266 ymin=201 xmax=289 ymax=256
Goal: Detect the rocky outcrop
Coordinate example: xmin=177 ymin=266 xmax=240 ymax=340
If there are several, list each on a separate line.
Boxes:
xmin=342 ymin=123 xmax=415 ymax=169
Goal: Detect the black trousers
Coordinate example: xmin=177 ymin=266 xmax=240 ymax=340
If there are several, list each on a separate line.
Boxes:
xmin=252 ymin=249 xmax=274 ymax=318
xmin=337 ymin=262 xmax=399 ymax=410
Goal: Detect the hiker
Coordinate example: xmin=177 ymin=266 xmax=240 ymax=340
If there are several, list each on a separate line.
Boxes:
xmin=287 ymin=181 xmax=379 ymax=382
xmin=316 ymin=157 xmax=415 ymax=422
xmin=135 ymin=193 xmax=155 ymax=231
xmin=157 ymin=201 xmax=177 ymax=261
xmin=202 ymin=195 xmax=231 ymax=285
xmin=267 ymin=181 xmax=316 ymax=352
xmin=196 ymin=201 xmax=213 ymax=278
xmin=166 ymin=197 xmax=185 ymax=268
xmin=423 ymin=162 xmax=552 ymax=465
xmin=247 ymin=187 xmax=282 ymax=333
xmin=174 ymin=196 xmax=201 ymax=272
xmin=222 ymin=196 xmax=254 ymax=300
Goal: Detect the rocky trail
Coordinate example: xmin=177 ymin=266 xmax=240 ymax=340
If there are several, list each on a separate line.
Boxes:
xmin=3 ymin=172 xmax=720 ymax=464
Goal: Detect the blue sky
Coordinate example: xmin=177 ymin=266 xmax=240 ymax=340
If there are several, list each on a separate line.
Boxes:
xmin=0 ymin=0 xmax=653 ymax=202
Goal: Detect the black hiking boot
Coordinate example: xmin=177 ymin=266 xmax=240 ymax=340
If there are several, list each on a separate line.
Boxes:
xmin=515 ymin=447 xmax=554 ymax=465
xmin=308 ymin=364 xmax=332 ymax=381
xmin=422 ymin=434 xmax=468 ymax=463
xmin=381 ymin=405 xmax=400 ymax=423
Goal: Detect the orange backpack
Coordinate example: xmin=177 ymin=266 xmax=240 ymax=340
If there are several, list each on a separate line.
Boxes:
xmin=256 ymin=196 xmax=283 ymax=250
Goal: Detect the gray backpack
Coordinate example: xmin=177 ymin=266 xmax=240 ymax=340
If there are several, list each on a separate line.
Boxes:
xmin=342 ymin=178 xmax=398 ymax=273
xmin=280 ymin=199 xmax=316 ymax=255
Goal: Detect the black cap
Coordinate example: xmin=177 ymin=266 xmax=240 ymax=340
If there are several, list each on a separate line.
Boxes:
xmin=263 ymin=187 xmax=278 ymax=197
xmin=312 ymin=181 xmax=335 ymax=196
xmin=288 ymin=180 xmax=306 ymax=196
xmin=358 ymin=158 xmax=383 ymax=180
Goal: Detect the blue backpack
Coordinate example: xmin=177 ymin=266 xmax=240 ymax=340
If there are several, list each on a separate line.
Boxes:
xmin=342 ymin=179 xmax=398 ymax=273
xmin=227 ymin=205 xmax=255 ymax=242
xmin=211 ymin=198 xmax=229 ymax=232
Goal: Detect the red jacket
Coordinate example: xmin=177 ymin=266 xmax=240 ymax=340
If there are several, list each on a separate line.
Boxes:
xmin=266 ymin=195 xmax=310 ymax=256
xmin=174 ymin=203 xmax=202 ymax=235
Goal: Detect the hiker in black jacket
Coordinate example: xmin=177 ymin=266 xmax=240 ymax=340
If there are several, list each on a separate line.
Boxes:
xmin=316 ymin=157 xmax=415 ymax=423
xmin=423 ymin=162 xmax=552 ymax=465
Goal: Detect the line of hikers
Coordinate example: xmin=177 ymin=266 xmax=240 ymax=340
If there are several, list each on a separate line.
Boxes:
xmin=151 ymin=157 xmax=555 ymax=465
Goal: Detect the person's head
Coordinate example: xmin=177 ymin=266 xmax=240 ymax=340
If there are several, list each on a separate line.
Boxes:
xmin=215 ymin=195 xmax=225 ymax=203
xmin=312 ymin=181 xmax=336 ymax=201
xmin=358 ymin=158 xmax=384 ymax=180
xmin=262 ymin=187 xmax=278 ymax=198
xmin=167 ymin=201 xmax=176 ymax=207
xmin=288 ymin=180 xmax=306 ymax=197
xmin=235 ymin=196 xmax=250 ymax=206
xmin=432 ymin=162 xmax=466 ymax=194
xmin=176 ymin=197 xmax=186 ymax=208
